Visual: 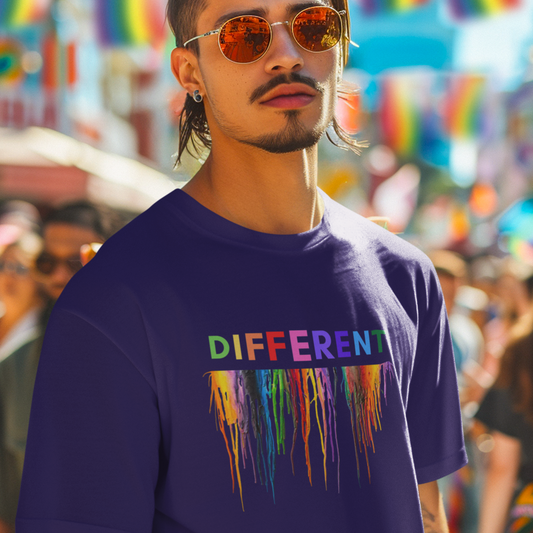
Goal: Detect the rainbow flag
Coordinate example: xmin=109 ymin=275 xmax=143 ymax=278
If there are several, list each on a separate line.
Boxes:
xmin=360 ymin=0 xmax=429 ymax=15
xmin=379 ymin=75 xmax=424 ymax=157
xmin=41 ymin=32 xmax=77 ymax=90
xmin=449 ymin=0 xmax=521 ymax=18
xmin=0 ymin=0 xmax=51 ymax=28
xmin=444 ymin=74 xmax=486 ymax=140
xmin=95 ymin=0 xmax=168 ymax=47
xmin=0 ymin=36 xmax=25 ymax=86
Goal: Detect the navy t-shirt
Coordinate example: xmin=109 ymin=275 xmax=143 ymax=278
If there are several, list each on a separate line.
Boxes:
xmin=17 ymin=190 xmax=467 ymax=533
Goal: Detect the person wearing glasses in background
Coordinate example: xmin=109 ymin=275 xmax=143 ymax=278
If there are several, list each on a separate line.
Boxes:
xmin=34 ymin=200 xmax=123 ymax=304
xmin=0 ymin=200 xmax=123 ymax=533
xmin=0 ymin=231 xmax=44 ymax=533
xmin=17 ymin=1 xmax=466 ymax=532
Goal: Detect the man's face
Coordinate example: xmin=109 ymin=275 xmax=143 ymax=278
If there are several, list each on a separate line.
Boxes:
xmin=38 ymin=223 xmax=101 ymax=301
xmin=189 ymin=0 xmax=340 ymax=153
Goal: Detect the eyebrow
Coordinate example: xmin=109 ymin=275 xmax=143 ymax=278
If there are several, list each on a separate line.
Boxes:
xmin=213 ymin=1 xmax=329 ymax=29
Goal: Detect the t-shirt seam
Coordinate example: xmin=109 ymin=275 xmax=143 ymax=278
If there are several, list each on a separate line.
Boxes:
xmin=56 ymin=307 xmax=157 ymax=396
xmin=163 ymin=193 xmax=332 ymax=255
xmin=415 ymin=446 xmax=466 ymax=472
xmin=17 ymin=516 xmax=135 ymax=532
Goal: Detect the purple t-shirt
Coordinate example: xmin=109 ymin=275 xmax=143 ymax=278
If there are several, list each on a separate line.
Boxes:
xmin=17 ymin=190 xmax=467 ymax=533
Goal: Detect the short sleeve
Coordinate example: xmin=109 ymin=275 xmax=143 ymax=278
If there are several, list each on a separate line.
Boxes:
xmin=16 ymin=307 xmax=160 ymax=533
xmin=405 ymin=267 xmax=468 ymax=484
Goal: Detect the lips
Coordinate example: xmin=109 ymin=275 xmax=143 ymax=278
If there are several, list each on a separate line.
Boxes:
xmin=260 ymin=84 xmax=317 ymax=109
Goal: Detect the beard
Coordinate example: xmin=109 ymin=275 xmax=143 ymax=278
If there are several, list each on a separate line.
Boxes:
xmin=238 ymin=110 xmax=325 ymax=154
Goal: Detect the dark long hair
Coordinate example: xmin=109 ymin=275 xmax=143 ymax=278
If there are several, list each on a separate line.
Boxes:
xmin=166 ymin=0 xmax=364 ymax=166
xmin=495 ymin=319 xmax=533 ymax=424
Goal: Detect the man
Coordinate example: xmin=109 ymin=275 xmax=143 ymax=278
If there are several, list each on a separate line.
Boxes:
xmin=35 ymin=201 xmax=123 ymax=302
xmin=17 ymin=1 xmax=467 ymax=532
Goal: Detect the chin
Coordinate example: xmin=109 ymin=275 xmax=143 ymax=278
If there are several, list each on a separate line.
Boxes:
xmin=242 ymin=112 xmax=325 ymax=154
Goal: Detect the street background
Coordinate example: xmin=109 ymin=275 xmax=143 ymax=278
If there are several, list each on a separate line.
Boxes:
xmin=1 ymin=1 xmax=533 ymax=532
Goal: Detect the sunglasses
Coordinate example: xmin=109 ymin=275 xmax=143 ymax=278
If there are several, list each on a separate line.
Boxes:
xmin=0 ymin=259 xmax=29 ymax=276
xmin=35 ymin=252 xmax=84 ymax=276
xmin=35 ymin=242 xmax=103 ymax=276
xmin=184 ymin=6 xmax=352 ymax=64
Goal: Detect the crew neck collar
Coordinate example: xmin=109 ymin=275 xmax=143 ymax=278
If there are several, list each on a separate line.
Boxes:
xmin=165 ymin=188 xmax=332 ymax=253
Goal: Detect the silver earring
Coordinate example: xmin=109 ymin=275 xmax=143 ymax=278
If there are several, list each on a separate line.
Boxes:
xmin=193 ymin=90 xmax=203 ymax=103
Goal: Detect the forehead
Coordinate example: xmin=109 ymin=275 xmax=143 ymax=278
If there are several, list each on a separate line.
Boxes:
xmin=44 ymin=223 xmax=99 ymax=252
xmin=200 ymin=0 xmax=333 ymax=28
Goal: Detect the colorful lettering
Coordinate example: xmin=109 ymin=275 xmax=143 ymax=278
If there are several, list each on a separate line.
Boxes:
xmin=209 ymin=336 xmax=230 ymax=359
xmin=372 ymin=330 xmax=386 ymax=353
xmin=312 ymin=330 xmax=335 ymax=360
xmin=289 ymin=330 xmax=311 ymax=362
xmin=233 ymin=334 xmax=243 ymax=360
xmin=353 ymin=331 xmax=371 ymax=356
xmin=335 ymin=331 xmax=351 ymax=358
xmin=266 ymin=331 xmax=286 ymax=361
xmin=245 ymin=333 xmax=264 ymax=361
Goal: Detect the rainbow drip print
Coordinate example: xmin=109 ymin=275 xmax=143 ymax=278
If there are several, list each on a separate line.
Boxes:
xmin=207 ymin=363 xmax=393 ymax=509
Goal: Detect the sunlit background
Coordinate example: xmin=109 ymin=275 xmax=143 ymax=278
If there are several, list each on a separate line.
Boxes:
xmin=1 ymin=0 xmax=533 ymax=254
xmin=1 ymin=1 xmax=533 ymax=531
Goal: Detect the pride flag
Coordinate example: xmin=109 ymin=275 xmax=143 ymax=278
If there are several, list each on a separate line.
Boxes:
xmin=0 ymin=0 xmax=51 ymax=28
xmin=360 ymin=0 xmax=430 ymax=15
xmin=0 ymin=36 xmax=25 ymax=86
xmin=41 ymin=32 xmax=77 ymax=90
xmin=449 ymin=0 xmax=521 ymax=18
xmin=379 ymin=75 xmax=424 ymax=157
xmin=444 ymin=74 xmax=486 ymax=140
xmin=95 ymin=0 xmax=168 ymax=47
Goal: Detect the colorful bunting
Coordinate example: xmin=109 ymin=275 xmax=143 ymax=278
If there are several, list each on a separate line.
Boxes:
xmin=469 ymin=183 xmax=498 ymax=218
xmin=498 ymin=198 xmax=533 ymax=265
xmin=0 ymin=0 xmax=51 ymax=28
xmin=95 ymin=0 xmax=168 ymax=48
xmin=379 ymin=75 xmax=424 ymax=157
xmin=449 ymin=0 xmax=521 ymax=19
xmin=0 ymin=37 xmax=25 ymax=87
xmin=444 ymin=75 xmax=486 ymax=140
xmin=41 ymin=32 xmax=77 ymax=90
xmin=336 ymin=93 xmax=361 ymax=134
xmin=359 ymin=0 xmax=430 ymax=16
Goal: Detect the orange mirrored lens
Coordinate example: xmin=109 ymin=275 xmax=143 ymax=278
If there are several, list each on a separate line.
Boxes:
xmin=219 ymin=16 xmax=271 ymax=63
xmin=292 ymin=7 xmax=341 ymax=52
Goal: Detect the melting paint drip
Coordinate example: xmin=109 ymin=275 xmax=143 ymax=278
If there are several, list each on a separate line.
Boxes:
xmin=208 ymin=362 xmax=393 ymax=509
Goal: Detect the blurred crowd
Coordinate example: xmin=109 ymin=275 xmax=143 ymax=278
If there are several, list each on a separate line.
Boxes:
xmin=0 ymin=197 xmax=532 ymax=533
xmin=0 ymin=198 xmax=125 ymax=533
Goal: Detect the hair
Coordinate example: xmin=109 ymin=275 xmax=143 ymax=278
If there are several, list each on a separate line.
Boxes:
xmin=166 ymin=0 xmax=365 ymax=166
xmin=43 ymin=200 xmax=124 ymax=242
xmin=495 ymin=321 xmax=533 ymax=424
xmin=3 ymin=231 xmax=43 ymax=261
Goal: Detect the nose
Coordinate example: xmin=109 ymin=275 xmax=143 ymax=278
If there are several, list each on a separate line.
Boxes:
xmin=263 ymin=21 xmax=304 ymax=73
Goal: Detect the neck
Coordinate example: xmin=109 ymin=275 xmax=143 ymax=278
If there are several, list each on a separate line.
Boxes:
xmin=182 ymin=139 xmax=323 ymax=235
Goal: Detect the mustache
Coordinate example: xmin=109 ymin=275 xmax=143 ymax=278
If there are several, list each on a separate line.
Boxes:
xmin=249 ymin=73 xmax=324 ymax=104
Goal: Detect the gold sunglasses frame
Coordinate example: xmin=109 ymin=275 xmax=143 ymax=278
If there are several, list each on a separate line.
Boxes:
xmin=183 ymin=6 xmax=356 ymax=66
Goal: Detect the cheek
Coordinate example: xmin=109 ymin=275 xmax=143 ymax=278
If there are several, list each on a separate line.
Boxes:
xmin=203 ymin=67 xmax=253 ymax=120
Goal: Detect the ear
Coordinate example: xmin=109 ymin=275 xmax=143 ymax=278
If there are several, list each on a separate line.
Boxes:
xmin=170 ymin=48 xmax=204 ymax=97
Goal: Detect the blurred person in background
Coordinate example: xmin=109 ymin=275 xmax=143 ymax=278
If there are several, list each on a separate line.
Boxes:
xmin=16 ymin=0 xmax=467 ymax=531
xmin=0 ymin=200 xmax=123 ymax=533
xmin=476 ymin=319 xmax=533 ymax=533
xmin=429 ymin=250 xmax=485 ymax=375
xmin=430 ymin=250 xmax=486 ymax=533
xmin=0 ymin=232 xmax=45 ymax=533
xmin=34 ymin=200 xmax=124 ymax=304
xmin=481 ymin=258 xmax=533 ymax=381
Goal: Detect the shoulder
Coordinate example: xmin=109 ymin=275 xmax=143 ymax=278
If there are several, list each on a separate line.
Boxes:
xmin=53 ymin=191 xmax=181 ymax=336
xmin=323 ymin=192 xmax=436 ymax=283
